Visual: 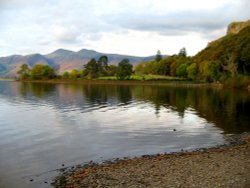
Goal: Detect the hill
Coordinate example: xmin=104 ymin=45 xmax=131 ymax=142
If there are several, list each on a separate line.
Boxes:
xmin=193 ymin=20 xmax=250 ymax=81
xmin=0 ymin=49 xmax=157 ymax=77
xmin=227 ymin=19 xmax=250 ymax=35
xmin=132 ymin=19 xmax=250 ymax=87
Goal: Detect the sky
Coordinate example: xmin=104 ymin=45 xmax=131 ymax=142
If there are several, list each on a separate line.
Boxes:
xmin=0 ymin=0 xmax=249 ymax=57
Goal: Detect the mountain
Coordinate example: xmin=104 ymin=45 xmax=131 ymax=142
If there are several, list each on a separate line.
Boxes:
xmin=0 ymin=49 xmax=158 ymax=77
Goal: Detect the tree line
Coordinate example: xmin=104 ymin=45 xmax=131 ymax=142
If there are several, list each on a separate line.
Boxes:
xmin=17 ymin=56 xmax=133 ymax=80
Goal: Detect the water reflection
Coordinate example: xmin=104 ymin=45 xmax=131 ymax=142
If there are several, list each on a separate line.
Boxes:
xmin=18 ymin=82 xmax=56 ymax=98
xmin=5 ymin=82 xmax=250 ymax=134
xmin=0 ymin=81 xmax=250 ymax=188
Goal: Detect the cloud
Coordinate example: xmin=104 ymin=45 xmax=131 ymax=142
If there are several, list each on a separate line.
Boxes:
xmin=0 ymin=0 xmax=249 ymax=56
xmin=103 ymin=2 xmax=249 ymax=39
xmin=52 ymin=25 xmax=80 ymax=43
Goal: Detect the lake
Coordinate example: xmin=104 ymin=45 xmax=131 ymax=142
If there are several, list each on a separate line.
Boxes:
xmin=0 ymin=81 xmax=249 ymax=188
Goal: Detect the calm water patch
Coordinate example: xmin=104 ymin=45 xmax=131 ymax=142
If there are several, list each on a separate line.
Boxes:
xmin=0 ymin=81 xmax=249 ymax=187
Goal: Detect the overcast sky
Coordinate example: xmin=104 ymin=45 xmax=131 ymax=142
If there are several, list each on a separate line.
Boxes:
xmin=0 ymin=0 xmax=249 ymax=57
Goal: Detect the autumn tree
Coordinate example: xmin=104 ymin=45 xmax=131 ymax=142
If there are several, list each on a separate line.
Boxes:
xmin=69 ymin=69 xmax=80 ymax=79
xmin=187 ymin=63 xmax=198 ymax=80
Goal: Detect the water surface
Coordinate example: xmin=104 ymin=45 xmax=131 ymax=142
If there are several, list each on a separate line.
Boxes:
xmin=0 ymin=81 xmax=249 ymax=187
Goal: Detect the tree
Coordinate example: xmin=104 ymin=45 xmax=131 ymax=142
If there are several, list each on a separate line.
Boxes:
xmin=107 ymin=65 xmax=118 ymax=76
xmin=98 ymin=56 xmax=108 ymax=67
xmin=178 ymin=47 xmax=187 ymax=57
xmin=239 ymin=43 xmax=250 ymax=74
xmin=155 ymin=50 xmax=162 ymax=62
xmin=17 ymin=64 xmax=30 ymax=79
xmin=116 ymin=59 xmax=133 ymax=80
xmin=97 ymin=56 xmax=109 ymax=76
xmin=62 ymin=71 xmax=69 ymax=79
xmin=176 ymin=63 xmax=188 ymax=78
xmin=222 ymin=53 xmax=238 ymax=77
xmin=30 ymin=64 xmax=55 ymax=80
xmin=84 ymin=58 xmax=99 ymax=78
xmin=69 ymin=69 xmax=79 ymax=79
xmin=187 ymin=63 xmax=198 ymax=80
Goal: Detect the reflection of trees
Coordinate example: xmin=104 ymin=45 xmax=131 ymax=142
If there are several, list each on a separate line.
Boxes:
xmin=195 ymin=89 xmax=250 ymax=133
xmin=82 ymin=85 xmax=132 ymax=105
xmin=83 ymin=85 xmax=108 ymax=104
xmin=19 ymin=82 xmax=55 ymax=98
xmin=133 ymin=85 xmax=250 ymax=134
xmin=116 ymin=86 xmax=132 ymax=104
xmin=133 ymin=86 xmax=189 ymax=116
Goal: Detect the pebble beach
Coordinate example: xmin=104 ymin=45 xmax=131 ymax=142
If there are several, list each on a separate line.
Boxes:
xmin=53 ymin=133 xmax=250 ymax=188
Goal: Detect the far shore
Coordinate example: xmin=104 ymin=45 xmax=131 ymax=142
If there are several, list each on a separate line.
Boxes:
xmin=2 ymin=77 xmax=249 ymax=90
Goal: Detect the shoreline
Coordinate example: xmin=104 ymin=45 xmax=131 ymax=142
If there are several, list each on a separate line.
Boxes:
xmin=52 ymin=133 xmax=250 ymax=188
xmin=7 ymin=78 xmax=249 ymax=90
xmin=15 ymin=79 xmax=225 ymax=88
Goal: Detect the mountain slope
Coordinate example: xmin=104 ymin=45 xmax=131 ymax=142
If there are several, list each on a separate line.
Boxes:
xmin=193 ymin=21 xmax=250 ymax=80
xmin=0 ymin=49 xmax=157 ymax=77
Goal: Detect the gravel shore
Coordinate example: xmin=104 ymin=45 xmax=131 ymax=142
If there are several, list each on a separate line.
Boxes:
xmin=53 ymin=133 xmax=250 ymax=188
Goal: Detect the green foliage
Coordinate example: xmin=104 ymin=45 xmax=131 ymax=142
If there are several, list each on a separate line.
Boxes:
xmin=69 ymin=69 xmax=80 ymax=79
xmin=187 ymin=63 xmax=198 ymax=80
xmin=98 ymin=56 xmax=108 ymax=67
xmin=135 ymin=54 xmax=193 ymax=79
xmin=17 ymin=64 xmax=30 ymax=80
xmin=17 ymin=63 xmax=56 ymax=80
xmin=116 ymin=59 xmax=133 ymax=80
xmin=84 ymin=58 xmax=99 ymax=78
xmin=170 ymin=56 xmax=192 ymax=77
xmin=83 ymin=56 xmax=110 ymax=78
xmin=30 ymin=64 xmax=55 ymax=80
xmin=106 ymin=65 xmax=118 ymax=76
xmin=239 ymin=42 xmax=250 ymax=74
xmin=197 ymin=60 xmax=223 ymax=82
xmin=98 ymin=74 xmax=183 ymax=81
xmin=97 ymin=56 xmax=109 ymax=76
xmin=176 ymin=63 xmax=188 ymax=78
xmin=198 ymin=60 xmax=213 ymax=82
xmin=62 ymin=71 xmax=69 ymax=79
xmin=209 ymin=61 xmax=222 ymax=81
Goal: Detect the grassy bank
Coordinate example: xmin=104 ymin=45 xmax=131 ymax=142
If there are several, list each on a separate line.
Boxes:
xmin=98 ymin=74 xmax=185 ymax=81
xmin=15 ymin=74 xmax=250 ymax=90
xmin=16 ymin=74 xmax=215 ymax=87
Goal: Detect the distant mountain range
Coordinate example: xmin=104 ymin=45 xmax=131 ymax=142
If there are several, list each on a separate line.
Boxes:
xmin=0 ymin=49 xmax=158 ymax=77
